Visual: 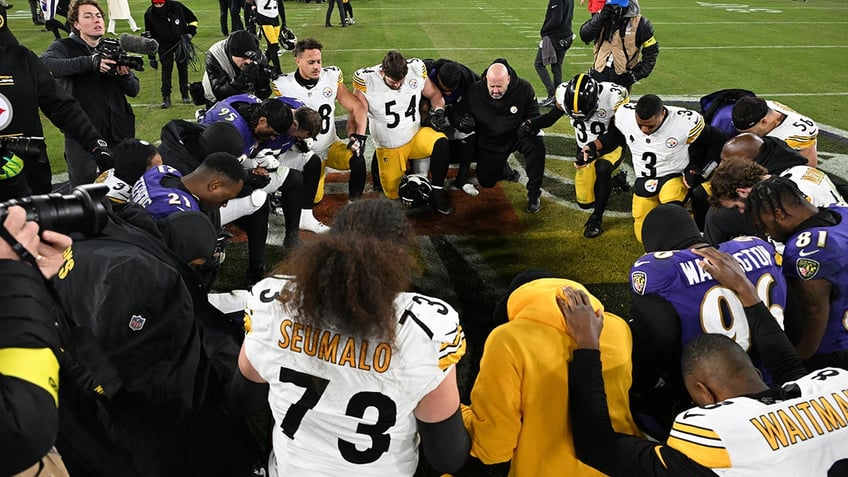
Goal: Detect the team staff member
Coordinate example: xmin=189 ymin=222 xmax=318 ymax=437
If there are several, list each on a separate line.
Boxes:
xmin=589 ymin=94 xmax=722 ymax=242
xmin=746 ymin=177 xmax=848 ymax=370
xmin=0 ymin=6 xmax=109 ymax=200
xmin=272 ymin=38 xmax=368 ymax=224
xmin=732 ymin=96 xmax=819 ymax=167
xmin=0 ymin=206 xmax=73 ymax=476
xmin=563 ymin=246 xmax=848 ymax=476
xmin=465 ymin=59 xmax=547 ymax=213
xmin=353 ymin=50 xmax=454 ymax=214
xmin=143 ymin=0 xmax=198 ymax=108
xmin=525 ymin=73 xmax=629 ymax=236
xmin=579 ymin=0 xmax=658 ymax=90
xmin=462 ymin=274 xmax=639 ymax=476
xmin=533 ymin=0 xmax=574 ymax=107
xmin=40 ymin=0 xmax=138 ymax=187
xmin=246 ymin=0 xmax=282 ymax=74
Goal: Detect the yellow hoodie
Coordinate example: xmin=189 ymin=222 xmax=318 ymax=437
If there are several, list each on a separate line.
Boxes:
xmin=461 ymin=278 xmax=639 ymax=476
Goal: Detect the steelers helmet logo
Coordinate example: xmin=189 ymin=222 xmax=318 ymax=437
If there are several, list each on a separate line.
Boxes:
xmin=796 ymin=258 xmax=820 ymax=280
xmin=322 ymin=86 xmax=333 ymax=98
xmin=0 ymin=13 xmax=5 ymax=30
xmin=596 ymin=109 xmax=607 ymax=118
xmin=0 ymin=93 xmax=13 ymax=131
xmin=665 ymin=137 xmax=679 ymax=148
xmin=409 ymin=78 xmax=418 ymax=89
xmin=631 ymin=271 xmax=647 ymax=295
xmin=510 ymin=106 xmax=518 ymax=114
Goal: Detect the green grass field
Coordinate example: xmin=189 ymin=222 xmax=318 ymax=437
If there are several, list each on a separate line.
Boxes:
xmin=5 ymin=2 xmax=848 ymax=473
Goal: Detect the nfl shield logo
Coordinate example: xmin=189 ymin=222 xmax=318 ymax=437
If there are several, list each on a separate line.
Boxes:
xmin=796 ymin=258 xmax=820 ymax=280
xmin=631 ymin=271 xmax=648 ymax=295
xmin=128 ymin=315 xmax=146 ymax=331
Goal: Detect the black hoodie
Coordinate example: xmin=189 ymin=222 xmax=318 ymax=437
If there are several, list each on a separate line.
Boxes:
xmin=465 ymin=59 xmax=540 ymax=154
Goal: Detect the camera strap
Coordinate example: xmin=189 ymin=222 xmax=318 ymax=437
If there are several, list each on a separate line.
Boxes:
xmin=0 ymin=223 xmax=39 ymax=267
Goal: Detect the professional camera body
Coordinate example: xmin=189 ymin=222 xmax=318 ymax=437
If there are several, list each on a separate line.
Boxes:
xmin=242 ymin=50 xmax=275 ymax=83
xmin=95 ymin=37 xmax=145 ymax=72
xmin=0 ymin=184 xmax=109 ymax=236
xmin=0 ymin=136 xmax=46 ymax=161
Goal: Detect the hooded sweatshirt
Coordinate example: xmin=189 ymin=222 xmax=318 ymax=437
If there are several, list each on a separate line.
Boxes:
xmin=461 ymin=278 xmax=640 ymax=476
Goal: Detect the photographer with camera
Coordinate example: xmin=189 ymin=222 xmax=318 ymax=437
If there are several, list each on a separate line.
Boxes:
xmin=0 ymin=204 xmax=74 ymax=476
xmin=198 ymin=30 xmax=272 ymax=108
xmin=0 ymin=6 xmax=109 ymax=202
xmin=40 ymin=0 xmax=139 ymax=187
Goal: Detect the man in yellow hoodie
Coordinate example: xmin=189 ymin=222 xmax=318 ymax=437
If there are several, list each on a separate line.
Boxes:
xmin=461 ymin=272 xmax=640 ymax=475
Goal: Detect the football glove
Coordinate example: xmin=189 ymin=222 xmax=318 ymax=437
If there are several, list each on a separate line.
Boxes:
xmin=576 ymin=142 xmax=599 ymax=166
xmin=92 ymin=142 xmax=115 ymax=171
xmin=253 ymin=149 xmax=280 ymax=171
xmin=295 ymin=138 xmax=314 ymax=153
xmin=348 ymin=134 xmax=367 ymax=156
xmin=456 ymin=114 xmax=475 ymax=133
xmin=244 ymin=168 xmax=271 ymax=189
xmin=429 ymin=108 xmax=449 ymax=132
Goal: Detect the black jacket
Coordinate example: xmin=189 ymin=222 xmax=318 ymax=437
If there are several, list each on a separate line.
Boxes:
xmin=0 ymin=44 xmax=104 ymax=199
xmin=52 ymin=207 xmax=256 ymax=477
xmin=540 ymin=0 xmax=574 ymax=41
xmin=40 ymin=33 xmax=139 ymax=144
xmin=465 ymin=59 xmax=540 ymax=154
xmin=0 ymin=261 xmax=62 ymax=476
xmin=159 ymin=119 xmax=206 ymax=175
xmin=143 ymin=0 xmax=198 ymax=49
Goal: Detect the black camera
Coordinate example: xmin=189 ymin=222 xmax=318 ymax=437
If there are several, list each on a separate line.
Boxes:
xmin=0 ymin=136 xmax=46 ymax=161
xmin=95 ymin=37 xmax=145 ymax=72
xmin=243 ymin=51 xmax=275 ymax=81
xmin=0 ymin=184 xmax=109 ymax=236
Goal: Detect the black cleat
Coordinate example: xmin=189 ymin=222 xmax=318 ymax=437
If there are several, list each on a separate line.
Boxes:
xmin=430 ymin=188 xmax=454 ymax=215
xmin=526 ymin=196 xmax=541 ymax=214
xmin=583 ymin=215 xmax=603 ymax=238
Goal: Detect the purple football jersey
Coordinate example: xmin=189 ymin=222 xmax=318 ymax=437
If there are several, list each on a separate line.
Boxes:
xmin=131 ymin=165 xmax=199 ymax=220
xmin=200 ymin=93 xmax=261 ymax=156
xmin=631 ymin=237 xmax=788 ymax=353
xmin=782 ymin=206 xmax=848 ymax=355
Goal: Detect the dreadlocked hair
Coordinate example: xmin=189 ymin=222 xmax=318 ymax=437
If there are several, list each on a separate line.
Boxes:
xmin=279 ymin=233 xmax=416 ymax=343
xmin=708 ymin=159 xmax=768 ymax=206
xmin=744 ymin=176 xmax=806 ymax=229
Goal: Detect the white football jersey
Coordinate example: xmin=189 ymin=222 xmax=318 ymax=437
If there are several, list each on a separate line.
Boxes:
xmin=273 ymin=67 xmax=344 ymax=158
xmin=766 ymin=100 xmax=818 ymax=151
xmin=243 ymin=276 xmax=466 ymax=477
xmin=563 ymin=82 xmax=630 ymax=148
xmin=667 ymin=367 xmax=848 ymax=476
xmin=353 ymin=58 xmax=428 ymax=149
xmin=94 ymin=168 xmax=132 ymax=204
xmin=615 ymin=104 xmax=705 ymax=178
xmin=779 ymin=165 xmax=845 ymax=207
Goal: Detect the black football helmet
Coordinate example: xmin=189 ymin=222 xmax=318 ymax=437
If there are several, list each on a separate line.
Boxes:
xmin=398 ymin=175 xmax=432 ymax=209
xmin=557 ymin=73 xmax=600 ymax=121
xmin=279 ymin=26 xmax=297 ymax=51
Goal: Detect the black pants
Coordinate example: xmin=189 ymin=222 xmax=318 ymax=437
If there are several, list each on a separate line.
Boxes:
xmin=534 ymin=37 xmax=571 ymax=98
xmin=475 ymin=136 xmax=546 ymax=200
xmin=325 ymin=0 xmax=346 ymax=25
xmin=160 ymin=46 xmax=189 ymax=99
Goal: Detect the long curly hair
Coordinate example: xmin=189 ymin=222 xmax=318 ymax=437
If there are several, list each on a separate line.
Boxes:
xmin=275 ymin=199 xmax=417 ymax=342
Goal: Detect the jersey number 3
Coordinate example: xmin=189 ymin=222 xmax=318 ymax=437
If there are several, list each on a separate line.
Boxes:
xmin=278 ymin=367 xmax=398 ymax=464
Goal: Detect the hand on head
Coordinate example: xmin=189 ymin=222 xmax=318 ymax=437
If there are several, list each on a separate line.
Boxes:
xmin=556 ymin=286 xmax=603 ymax=349
xmin=0 ymin=206 xmax=73 ymax=279
xmin=691 ymin=246 xmax=759 ymax=306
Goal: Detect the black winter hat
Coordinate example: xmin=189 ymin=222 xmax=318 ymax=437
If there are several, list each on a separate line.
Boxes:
xmin=227 ymin=30 xmax=258 ymax=58
xmin=641 ymin=204 xmax=706 ymax=253
xmin=113 ymin=138 xmax=159 ymax=185
xmin=156 ymin=211 xmax=217 ymax=264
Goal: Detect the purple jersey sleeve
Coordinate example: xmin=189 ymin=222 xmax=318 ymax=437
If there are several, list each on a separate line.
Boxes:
xmin=131 ymin=165 xmax=200 ymax=220
xmin=200 ymin=94 xmax=260 ymax=156
xmin=782 ymin=206 xmax=848 ymax=355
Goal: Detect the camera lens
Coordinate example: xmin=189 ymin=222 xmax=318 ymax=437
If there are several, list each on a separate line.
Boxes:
xmin=0 ymin=184 xmax=109 ymax=236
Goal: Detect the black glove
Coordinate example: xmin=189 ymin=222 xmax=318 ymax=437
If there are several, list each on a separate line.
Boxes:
xmin=456 ymin=113 xmax=475 ymax=133
xmin=347 ymin=134 xmax=367 ymax=156
xmin=294 ymin=138 xmax=311 ymax=153
xmin=576 ymin=142 xmax=599 ymax=166
xmin=429 ymin=108 xmax=449 ymax=132
xmin=683 ymin=162 xmax=708 ymax=189
xmin=181 ymin=33 xmax=193 ymax=43
xmin=516 ymin=120 xmax=537 ymax=141
xmin=149 ymin=58 xmax=158 ymax=70
xmin=92 ymin=141 xmax=114 ymax=171
xmin=244 ymin=169 xmax=271 ymax=189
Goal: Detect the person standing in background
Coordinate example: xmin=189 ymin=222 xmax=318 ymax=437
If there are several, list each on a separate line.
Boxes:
xmin=534 ymin=0 xmax=574 ymax=107
xmin=105 ymin=0 xmax=138 ymax=33
xmin=144 ymin=0 xmax=198 ymax=109
xmin=324 ymin=0 xmax=345 ymax=27
xmin=581 ymin=0 xmax=604 ymax=15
